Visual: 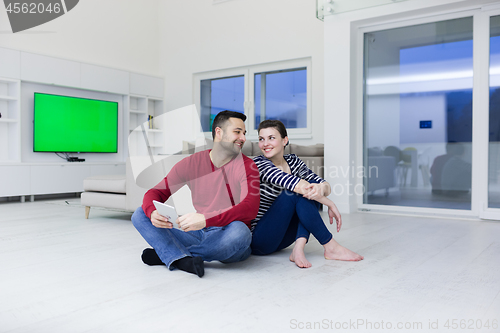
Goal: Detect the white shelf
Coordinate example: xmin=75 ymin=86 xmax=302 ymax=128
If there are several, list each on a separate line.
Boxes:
xmin=130 ymin=109 xmax=147 ymax=114
xmin=0 ymin=77 xmax=20 ymax=163
xmin=0 ymin=118 xmax=17 ymax=123
xmin=0 ymin=77 xmax=20 ymax=83
xmin=127 ymin=95 xmax=164 ymax=157
xmin=129 ymin=127 xmax=161 ymax=133
xmin=0 ymin=95 xmax=16 ymax=101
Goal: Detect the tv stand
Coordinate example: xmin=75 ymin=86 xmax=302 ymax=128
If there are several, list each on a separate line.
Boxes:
xmin=0 ymin=162 xmax=125 ymax=199
xmin=67 ymin=157 xmax=85 ymax=162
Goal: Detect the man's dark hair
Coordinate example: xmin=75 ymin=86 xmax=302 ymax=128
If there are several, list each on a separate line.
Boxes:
xmin=257 ymin=119 xmax=288 ymax=140
xmin=212 ymin=110 xmax=247 ymax=139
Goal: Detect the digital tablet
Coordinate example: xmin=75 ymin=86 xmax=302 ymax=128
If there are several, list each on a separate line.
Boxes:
xmin=153 ymin=200 xmax=179 ymax=228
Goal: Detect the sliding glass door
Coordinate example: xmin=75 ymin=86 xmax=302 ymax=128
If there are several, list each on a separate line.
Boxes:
xmin=483 ymin=12 xmax=500 ymax=219
xmin=360 ymin=8 xmax=500 ymax=218
xmin=362 ymin=16 xmax=473 ymax=211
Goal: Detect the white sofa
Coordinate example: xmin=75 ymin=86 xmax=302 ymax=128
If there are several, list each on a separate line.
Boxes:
xmin=81 ymin=155 xmax=191 ymax=218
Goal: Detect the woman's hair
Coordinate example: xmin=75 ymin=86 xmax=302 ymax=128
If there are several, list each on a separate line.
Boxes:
xmin=257 ymin=119 xmax=288 ymax=140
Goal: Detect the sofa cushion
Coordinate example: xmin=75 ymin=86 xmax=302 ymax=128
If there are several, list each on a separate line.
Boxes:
xmin=290 ymin=143 xmax=323 ymax=156
xmin=183 ymin=139 xmax=214 ymax=154
xmin=284 ymin=143 xmax=291 ymax=155
xmin=240 ymin=142 xmax=251 ymax=156
xmin=84 ymin=174 xmax=126 ymax=194
xmin=300 ymin=156 xmax=325 ymax=179
xmin=195 ymin=138 xmax=214 ymax=153
xmin=182 ymin=141 xmax=195 ymax=154
xmin=81 ymin=192 xmax=127 ymax=210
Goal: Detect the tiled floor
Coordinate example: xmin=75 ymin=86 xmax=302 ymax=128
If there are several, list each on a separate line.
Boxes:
xmin=1 ymin=199 xmax=499 ymax=333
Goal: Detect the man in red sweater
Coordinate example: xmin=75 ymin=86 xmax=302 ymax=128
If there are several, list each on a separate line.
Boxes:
xmin=131 ymin=111 xmax=260 ymax=277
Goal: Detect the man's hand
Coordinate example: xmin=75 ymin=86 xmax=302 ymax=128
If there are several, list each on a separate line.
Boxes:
xmin=151 ymin=210 xmax=173 ymax=229
xmin=303 ymin=183 xmax=326 ymax=201
xmin=328 ymin=203 xmax=342 ymax=232
xmin=177 ymin=213 xmax=206 ymax=232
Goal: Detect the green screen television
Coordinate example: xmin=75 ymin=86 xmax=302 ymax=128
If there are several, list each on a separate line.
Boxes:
xmin=34 ymin=93 xmax=118 ymax=153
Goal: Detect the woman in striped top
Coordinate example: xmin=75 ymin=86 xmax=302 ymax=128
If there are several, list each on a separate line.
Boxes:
xmin=251 ymin=120 xmax=363 ymax=268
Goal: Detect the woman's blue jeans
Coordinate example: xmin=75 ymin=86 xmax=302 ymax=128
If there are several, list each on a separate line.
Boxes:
xmin=132 ymin=207 xmax=252 ymax=269
xmin=251 ymin=190 xmax=332 ymax=255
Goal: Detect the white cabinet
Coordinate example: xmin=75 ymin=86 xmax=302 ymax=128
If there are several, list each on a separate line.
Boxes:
xmin=0 ymin=165 xmax=30 ymax=196
xmin=0 ymin=163 xmax=125 ymax=198
xmin=80 ymin=64 xmax=129 ymax=95
xmin=0 ymin=78 xmax=20 ymax=163
xmin=90 ymin=164 xmax=126 ymax=176
xmin=0 ymin=47 xmax=20 ymax=79
xmin=21 ymin=52 xmax=81 ymax=88
xmin=27 ymin=163 xmax=125 ymax=195
xmin=130 ymin=73 xmax=164 ymax=98
xmin=30 ymin=165 xmax=92 ymax=195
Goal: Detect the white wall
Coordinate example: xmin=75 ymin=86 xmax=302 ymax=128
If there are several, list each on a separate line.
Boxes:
xmin=158 ymin=0 xmax=324 ymax=145
xmin=0 ymin=0 xmax=161 ymax=76
xmin=324 ymin=0 xmax=497 ymax=213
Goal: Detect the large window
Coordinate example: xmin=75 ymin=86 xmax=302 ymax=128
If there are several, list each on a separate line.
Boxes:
xmin=254 ymin=68 xmax=307 ymax=129
xmin=194 ymin=59 xmax=311 ymax=138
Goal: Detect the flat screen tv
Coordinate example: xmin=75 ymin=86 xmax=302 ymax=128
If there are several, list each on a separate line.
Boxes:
xmin=34 ymin=93 xmax=118 ymax=153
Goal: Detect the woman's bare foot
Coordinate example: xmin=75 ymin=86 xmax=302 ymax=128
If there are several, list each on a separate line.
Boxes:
xmin=289 ymin=237 xmax=312 ymax=268
xmin=323 ymin=238 xmax=364 ymax=261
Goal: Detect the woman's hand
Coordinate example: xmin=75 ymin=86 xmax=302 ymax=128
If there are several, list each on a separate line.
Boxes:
xmin=294 ymin=179 xmax=311 ymax=195
xmin=328 ymin=203 xmax=342 ymax=232
xmin=303 ymin=183 xmax=326 ymax=201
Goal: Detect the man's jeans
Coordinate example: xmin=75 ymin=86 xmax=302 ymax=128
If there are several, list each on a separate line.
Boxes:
xmin=132 ymin=207 xmax=252 ymax=269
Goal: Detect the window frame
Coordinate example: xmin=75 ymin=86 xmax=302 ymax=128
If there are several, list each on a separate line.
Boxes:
xmin=193 ymin=67 xmax=248 ymax=138
xmin=193 ymin=58 xmax=312 ymax=140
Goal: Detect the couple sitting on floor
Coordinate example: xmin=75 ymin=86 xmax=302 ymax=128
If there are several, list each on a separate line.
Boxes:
xmin=132 ymin=111 xmax=363 ymax=277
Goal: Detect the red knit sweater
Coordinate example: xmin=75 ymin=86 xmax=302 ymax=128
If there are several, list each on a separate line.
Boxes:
xmin=142 ymin=150 xmax=260 ymax=229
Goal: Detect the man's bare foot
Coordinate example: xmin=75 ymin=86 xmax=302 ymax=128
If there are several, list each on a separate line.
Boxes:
xmin=289 ymin=237 xmax=312 ymax=268
xmin=323 ymin=239 xmax=364 ymax=261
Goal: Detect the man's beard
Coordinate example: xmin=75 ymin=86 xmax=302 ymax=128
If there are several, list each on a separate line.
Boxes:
xmin=217 ymin=137 xmax=243 ymax=156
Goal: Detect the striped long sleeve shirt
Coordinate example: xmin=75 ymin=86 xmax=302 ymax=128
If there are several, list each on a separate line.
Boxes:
xmin=251 ymin=154 xmax=324 ymax=231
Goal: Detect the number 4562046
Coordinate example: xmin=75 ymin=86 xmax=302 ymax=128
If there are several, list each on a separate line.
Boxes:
xmin=444 ymin=319 xmax=498 ymax=330
xmin=5 ymin=2 xmax=61 ymax=14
